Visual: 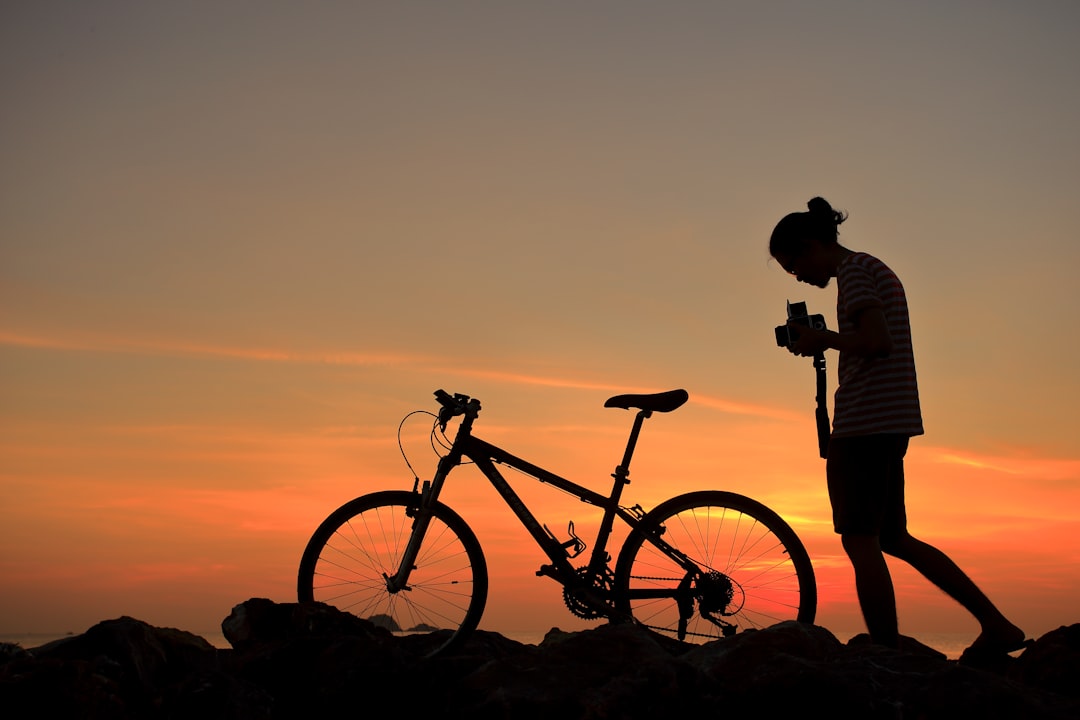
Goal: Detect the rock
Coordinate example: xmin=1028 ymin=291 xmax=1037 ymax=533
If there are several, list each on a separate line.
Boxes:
xmin=220 ymin=598 xmax=409 ymax=717
xmin=1014 ymin=624 xmax=1080 ymax=699
xmin=847 ymin=630 xmax=948 ymax=659
xmin=451 ymin=622 xmax=692 ymax=719
xmin=0 ymin=642 xmax=30 ymax=665
xmin=0 ymin=616 xmax=220 ymax=718
xmin=683 ymin=622 xmax=869 ymax=717
xmin=2 ymin=601 xmax=1078 ymax=719
xmin=221 ymin=597 xmax=391 ymax=651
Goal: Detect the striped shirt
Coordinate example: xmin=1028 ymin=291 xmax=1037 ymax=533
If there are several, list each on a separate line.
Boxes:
xmin=832 ymin=252 xmax=924 ymax=438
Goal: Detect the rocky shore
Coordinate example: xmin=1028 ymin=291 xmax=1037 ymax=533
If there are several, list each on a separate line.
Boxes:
xmin=2 ymin=598 xmax=1077 ymax=719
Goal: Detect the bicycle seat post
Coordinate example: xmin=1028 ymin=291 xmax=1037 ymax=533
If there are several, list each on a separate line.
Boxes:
xmin=612 ymin=409 xmax=651 ymax=486
xmin=601 ymin=387 xmax=687 ymax=508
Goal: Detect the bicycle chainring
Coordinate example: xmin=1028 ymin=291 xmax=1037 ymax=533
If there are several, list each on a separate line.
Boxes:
xmin=563 ymin=567 xmax=615 ymax=620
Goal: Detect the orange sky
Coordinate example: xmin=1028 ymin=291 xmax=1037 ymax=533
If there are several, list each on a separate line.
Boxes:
xmin=2 ymin=2 xmax=1079 ymax=645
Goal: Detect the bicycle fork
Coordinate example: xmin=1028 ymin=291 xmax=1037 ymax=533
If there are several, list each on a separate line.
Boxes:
xmin=384 ymin=455 xmax=456 ymax=593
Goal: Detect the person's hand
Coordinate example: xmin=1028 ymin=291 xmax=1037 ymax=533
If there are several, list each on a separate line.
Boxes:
xmin=786 ymin=322 xmax=828 ymax=357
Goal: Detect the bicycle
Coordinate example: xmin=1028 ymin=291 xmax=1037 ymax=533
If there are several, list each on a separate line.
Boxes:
xmin=298 ymin=388 xmax=816 ymax=655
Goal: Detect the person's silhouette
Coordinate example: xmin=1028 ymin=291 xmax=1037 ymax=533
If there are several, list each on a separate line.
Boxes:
xmin=770 ymin=197 xmax=1026 ymax=658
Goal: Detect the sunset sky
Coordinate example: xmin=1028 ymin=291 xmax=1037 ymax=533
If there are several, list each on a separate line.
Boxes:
xmin=3 ymin=1 xmax=1079 ymax=646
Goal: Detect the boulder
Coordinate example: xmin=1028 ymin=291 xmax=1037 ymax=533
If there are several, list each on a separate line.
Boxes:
xmin=1 ymin=616 xmax=220 ymax=718
xmin=1014 ymin=624 xmax=1080 ymax=699
xmin=2 ymin=601 xmax=1078 ymax=719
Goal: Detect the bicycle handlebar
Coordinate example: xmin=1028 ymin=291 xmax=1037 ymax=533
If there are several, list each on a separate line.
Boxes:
xmin=434 ymin=389 xmax=481 ymax=430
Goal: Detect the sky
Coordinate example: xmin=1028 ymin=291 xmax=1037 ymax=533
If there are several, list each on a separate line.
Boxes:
xmin=2 ymin=1 xmax=1079 ymax=645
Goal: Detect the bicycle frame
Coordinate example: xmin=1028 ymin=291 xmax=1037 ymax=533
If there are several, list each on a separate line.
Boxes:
xmin=387 ymin=405 xmax=695 ymax=599
xmin=298 ymin=389 xmax=817 ymax=651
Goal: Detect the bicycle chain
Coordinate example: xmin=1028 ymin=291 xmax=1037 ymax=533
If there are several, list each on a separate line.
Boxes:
xmin=627 ymin=573 xmax=736 ymax=640
xmin=639 ymin=623 xmax=723 ymax=640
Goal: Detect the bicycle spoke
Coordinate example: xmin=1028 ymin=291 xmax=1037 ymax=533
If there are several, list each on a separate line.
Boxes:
xmin=616 ymin=491 xmax=815 ymax=643
xmin=299 ymin=491 xmax=487 ymax=654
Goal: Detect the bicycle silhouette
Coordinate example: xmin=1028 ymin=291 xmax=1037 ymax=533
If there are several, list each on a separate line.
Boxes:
xmin=298 ymin=389 xmax=816 ymax=655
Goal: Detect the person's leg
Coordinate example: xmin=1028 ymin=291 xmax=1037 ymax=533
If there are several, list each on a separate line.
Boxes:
xmin=829 ymin=436 xmax=905 ymax=647
xmin=882 ymin=533 xmax=1026 ymax=651
xmin=877 ymin=437 xmax=1026 ymax=651
xmin=841 ymin=533 xmax=900 ymax=648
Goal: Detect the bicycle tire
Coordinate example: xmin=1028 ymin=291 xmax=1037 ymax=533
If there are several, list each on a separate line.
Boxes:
xmin=613 ymin=490 xmax=816 ymax=643
xmin=297 ymin=490 xmax=488 ymax=656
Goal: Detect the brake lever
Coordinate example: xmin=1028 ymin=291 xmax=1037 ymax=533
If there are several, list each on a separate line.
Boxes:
xmin=438 ymin=405 xmax=455 ymax=432
xmin=434 ymin=390 xmax=466 ymax=431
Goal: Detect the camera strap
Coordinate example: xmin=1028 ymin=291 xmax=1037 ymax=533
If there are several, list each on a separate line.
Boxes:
xmin=814 ymin=352 xmax=830 ymax=459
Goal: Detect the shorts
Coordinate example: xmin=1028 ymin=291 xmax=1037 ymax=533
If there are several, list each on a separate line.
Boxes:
xmin=826 ymin=434 xmax=909 ymax=539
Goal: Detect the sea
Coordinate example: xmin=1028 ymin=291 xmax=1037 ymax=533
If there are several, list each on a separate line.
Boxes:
xmin=1 ymin=630 xmax=973 ymax=659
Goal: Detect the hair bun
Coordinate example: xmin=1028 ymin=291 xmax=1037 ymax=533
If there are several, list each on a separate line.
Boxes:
xmin=807 ymin=197 xmax=847 ymax=227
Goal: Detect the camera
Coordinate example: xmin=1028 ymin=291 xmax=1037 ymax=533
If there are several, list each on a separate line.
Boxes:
xmin=774 ymin=301 xmax=827 ymax=348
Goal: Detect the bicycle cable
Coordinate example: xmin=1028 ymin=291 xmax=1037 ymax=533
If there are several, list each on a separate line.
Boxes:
xmin=397 ymin=409 xmax=437 ymax=483
xmin=429 ymin=418 xmax=454 ymax=455
xmin=497 ymin=458 xmax=593 ymax=502
xmin=431 ymin=419 xmax=477 ymax=468
xmin=638 ymin=623 xmax=726 ymax=641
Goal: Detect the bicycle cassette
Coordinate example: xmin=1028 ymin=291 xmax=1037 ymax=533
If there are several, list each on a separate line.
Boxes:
xmin=696 ymin=570 xmax=736 ymax=615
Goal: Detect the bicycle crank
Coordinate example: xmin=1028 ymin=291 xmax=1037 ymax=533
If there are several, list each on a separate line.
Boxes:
xmin=563 ymin=567 xmax=616 ymax=619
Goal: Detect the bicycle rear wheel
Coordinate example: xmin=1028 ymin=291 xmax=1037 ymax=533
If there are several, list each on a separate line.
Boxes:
xmin=297 ymin=490 xmax=488 ymax=656
xmin=613 ymin=490 xmax=815 ymax=643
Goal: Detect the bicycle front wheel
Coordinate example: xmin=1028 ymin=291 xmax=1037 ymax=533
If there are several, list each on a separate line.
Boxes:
xmin=297 ymin=490 xmax=488 ymax=656
xmin=613 ymin=490 xmax=815 ymax=643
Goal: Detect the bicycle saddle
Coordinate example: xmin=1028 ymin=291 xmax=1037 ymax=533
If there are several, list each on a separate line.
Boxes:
xmin=604 ymin=389 xmax=688 ymax=413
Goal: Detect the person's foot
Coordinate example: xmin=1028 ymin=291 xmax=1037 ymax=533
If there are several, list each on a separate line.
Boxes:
xmin=958 ymin=622 xmax=1029 ymax=672
xmin=966 ymin=621 xmax=1029 ymax=655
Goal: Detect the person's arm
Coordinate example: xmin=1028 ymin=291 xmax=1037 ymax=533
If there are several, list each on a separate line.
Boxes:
xmin=788 ymin=305 xmax=893 ymax=358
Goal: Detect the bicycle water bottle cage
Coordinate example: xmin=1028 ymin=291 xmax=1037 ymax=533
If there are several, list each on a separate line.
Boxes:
xmin=544 ymin=521 xmax=587 ymax=559
xmin=563 ymin=521 xmax=586 ymax=558
xmin=604 ymin=389 xmax=689 ymax=413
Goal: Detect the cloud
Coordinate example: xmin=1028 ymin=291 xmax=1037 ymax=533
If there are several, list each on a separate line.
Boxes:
xmin=692 ymin=393 xmax=803 ymax=422
xmin=0 ymin=330 xmax=415 ymax=365
xmin=427 ymin=367 xmax=804 ymax=422
xmin=435 ymin=366 xmax=636 ymax=392
xmin=2 ymin=329 xmax=795 ymax=422
xmin=923 ymin=446 xmax=1080 ymax=483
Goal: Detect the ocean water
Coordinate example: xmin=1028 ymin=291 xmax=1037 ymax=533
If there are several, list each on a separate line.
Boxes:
xmin=2 ymin=629 xmax=974 ymax=659
xmin=0 ymin=631 xmax=232 ymax=652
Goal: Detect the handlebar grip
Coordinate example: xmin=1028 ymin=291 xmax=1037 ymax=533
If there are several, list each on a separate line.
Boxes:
xmin=434 ymin=389 xmax=472 ymax=410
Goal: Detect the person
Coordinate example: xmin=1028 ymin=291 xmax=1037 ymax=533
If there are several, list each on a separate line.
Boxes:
xmin=769 ymin=196 xmax=1026 ymax=657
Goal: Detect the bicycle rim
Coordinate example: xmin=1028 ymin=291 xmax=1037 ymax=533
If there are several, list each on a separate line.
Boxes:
xmin=614 ymin=490 xmax=816 ymax=643
xmin=297 ymin=490 xmax=488 ymax=656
